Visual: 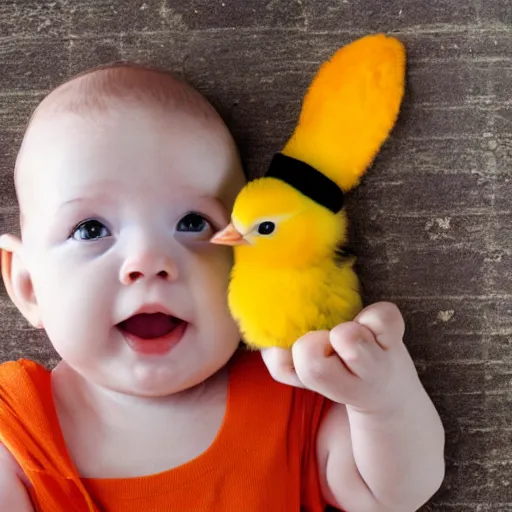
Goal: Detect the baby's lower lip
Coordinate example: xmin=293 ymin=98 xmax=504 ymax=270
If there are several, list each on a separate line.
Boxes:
xmin=120 ymin=321 xmax=188 ymax=355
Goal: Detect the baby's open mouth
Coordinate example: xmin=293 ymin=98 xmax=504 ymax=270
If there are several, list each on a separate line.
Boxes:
xmin=117 ymin=313 xmax=183 ymax=340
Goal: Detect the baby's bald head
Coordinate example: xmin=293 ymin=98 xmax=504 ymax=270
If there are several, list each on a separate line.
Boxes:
xmin=15 ymin=64 xmax=240 ymax=231
xmin=28 ymin=64 xmax=219 ymax=123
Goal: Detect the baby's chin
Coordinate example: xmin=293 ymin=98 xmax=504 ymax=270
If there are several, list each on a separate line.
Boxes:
xmin=50 ymin=318 xmax=240 ymax=399
xmin=114 ymin=359 xmax=232 ymax=399
xmin=108 ymin=332 xmax=239 ymax=398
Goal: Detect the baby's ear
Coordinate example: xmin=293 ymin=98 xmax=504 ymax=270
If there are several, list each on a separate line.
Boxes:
xmin=0 ymin=234 xmax=42 ymax=328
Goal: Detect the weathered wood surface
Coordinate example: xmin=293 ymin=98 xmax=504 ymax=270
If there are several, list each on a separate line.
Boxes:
xmin=0 ymin=1 xmax=511 ymax=510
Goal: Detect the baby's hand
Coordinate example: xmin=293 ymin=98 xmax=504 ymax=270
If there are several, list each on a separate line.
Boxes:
xmin=261 ymin=302 xmax=418 ymax=413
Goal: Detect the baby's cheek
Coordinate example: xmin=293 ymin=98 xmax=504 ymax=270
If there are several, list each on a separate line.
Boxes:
xmin=185 ymin=239 xmax=233 ymax=262
xmin=32 ymin=262 xmax=110 ymax=348
xmin=182 ymin=252 xmax=240 ymax=362
xmin=177 ymin=243 xmax=236 ymax=325
xmin=189 ymin=250 xmax=235 ymax=310
xmin=183 ymin=243 xmax=233 ymax=283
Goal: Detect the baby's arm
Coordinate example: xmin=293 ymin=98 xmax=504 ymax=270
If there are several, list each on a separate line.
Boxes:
xmin=317 ymin=369 xmax=444 ymax=511
xmin=0 ymin=445 xmax=34 ymax=511
xmin=263 ymin=302 xmax=445 ymax=512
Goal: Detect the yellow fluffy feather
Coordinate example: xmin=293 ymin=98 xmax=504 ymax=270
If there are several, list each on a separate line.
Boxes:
xmin=211 ymin=34 xmax=406 ymax=349
xmin=283 ymin=33 xmax=406 ymax=192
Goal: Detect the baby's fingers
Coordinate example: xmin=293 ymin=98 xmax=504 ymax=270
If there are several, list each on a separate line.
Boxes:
xmin=355 ymin=301 xmax=405 ymax=349
xmin=329 ymin=321 xmax=384 ymax=381
xmin=261 ymin=347 xmax=305 ymax=388
xmin=292 ymin=330 xmax=357 ymax=402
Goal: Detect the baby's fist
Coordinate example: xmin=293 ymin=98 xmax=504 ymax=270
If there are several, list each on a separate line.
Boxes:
xmin=262 ymin=302 xmax=419 ymax=414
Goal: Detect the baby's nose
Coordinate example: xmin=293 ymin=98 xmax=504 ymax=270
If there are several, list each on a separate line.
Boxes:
xmin=119 ymin=251 xmax=178 ymax=285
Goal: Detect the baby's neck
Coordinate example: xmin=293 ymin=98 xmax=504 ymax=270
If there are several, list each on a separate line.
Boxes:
xmin=52 ymin=361 xmax=219 ymax=423
xmin=51 ymin=361 xmax=229 ymax=478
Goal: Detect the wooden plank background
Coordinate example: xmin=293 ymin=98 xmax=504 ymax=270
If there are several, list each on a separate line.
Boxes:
xmin=0 ymin=1 xmax=511 ymax=510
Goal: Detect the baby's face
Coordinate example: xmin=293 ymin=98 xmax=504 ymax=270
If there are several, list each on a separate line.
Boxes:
xmin=15 ymin=103 xmax=244 ymax=396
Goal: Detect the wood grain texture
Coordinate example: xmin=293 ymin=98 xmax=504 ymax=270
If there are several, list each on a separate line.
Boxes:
xmin=0 ymin=1 xmax=511 ymax=509
xmin=304 ymin=0 xmax=479 ymax=31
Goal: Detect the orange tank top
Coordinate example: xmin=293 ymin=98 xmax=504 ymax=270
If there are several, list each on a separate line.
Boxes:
xmin=0 ymin=350 xmax=332 ymax=511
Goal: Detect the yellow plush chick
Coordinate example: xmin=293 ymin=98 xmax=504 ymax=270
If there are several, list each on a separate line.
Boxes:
xmin=211 ymin=34 xmax=406 ymax=350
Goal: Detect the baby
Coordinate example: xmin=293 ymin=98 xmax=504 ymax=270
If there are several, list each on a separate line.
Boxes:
xmin=0 ymin=65 xmax=444 ymax=511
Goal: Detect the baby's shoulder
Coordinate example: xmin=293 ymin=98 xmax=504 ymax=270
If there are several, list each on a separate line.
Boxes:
xmin=0 ymin=443 xmax=33 ymax=511
xmin=0 ymin=442 xmax=29 ymax=485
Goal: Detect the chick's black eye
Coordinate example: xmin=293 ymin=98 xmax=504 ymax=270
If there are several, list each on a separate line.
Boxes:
xmin=177 ymin=213 xmax=211 ymax=233
xmin=71 ymin=220 xmax=110 ymax=241
xmin=257 ymin=221 xmax=275 ymax=235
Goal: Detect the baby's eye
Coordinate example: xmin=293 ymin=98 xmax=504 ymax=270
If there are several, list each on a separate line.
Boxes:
xmin=176 ymin=213 xmax=212 ymax=233
xmin=71 ymin=220 xmax=110 ymax=241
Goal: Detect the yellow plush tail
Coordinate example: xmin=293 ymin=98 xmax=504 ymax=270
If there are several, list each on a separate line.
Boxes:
xmin=282 ymin=34 xmax=406 ymax=192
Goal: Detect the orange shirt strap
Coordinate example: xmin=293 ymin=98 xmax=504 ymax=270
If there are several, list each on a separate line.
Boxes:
xmin=0 ymin=359 xmax=99 ymax=511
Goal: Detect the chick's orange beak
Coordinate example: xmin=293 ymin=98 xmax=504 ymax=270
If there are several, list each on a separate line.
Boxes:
xmin=210 ymin=223 xmax=248 ymax=246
